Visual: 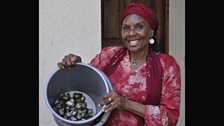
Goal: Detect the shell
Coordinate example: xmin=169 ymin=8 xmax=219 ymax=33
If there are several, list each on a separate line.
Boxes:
xmin=57 ymin=108 xmax=64 ymax=116
xmin=66 ymin=111 xmax=72 ymax=117
xmin=87 ymin=109 xmax=94 ymax=117
xmin=66 ymin=101 xmax=74 ymax=107
xmin=70 ymin=116 xmax=77 ymax=121
xmin=75 ymin=103 xmax=82 ymax=109
xmin=80 ymin=96 xmax=85 ymax=103
xmin=73 ymin=93 xmax=82 ymax=99
xmin=81 ymin=102 xmax=87 ymax=109
xmin=76 ymin=113 xmax=82 ymax=120
xmin=52 ymin=91 xmax=95 ymax=121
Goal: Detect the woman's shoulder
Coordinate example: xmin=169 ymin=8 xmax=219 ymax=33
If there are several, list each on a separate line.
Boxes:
xmin=90 ymin=46 xmax=123 ymax=68
xmin=101 ymin=46 xmax=124 ymax=54
xmin=159 ymin=53 xmax=176 ymax=62
xmin=158 ymin=53 xmax=179 ymax=69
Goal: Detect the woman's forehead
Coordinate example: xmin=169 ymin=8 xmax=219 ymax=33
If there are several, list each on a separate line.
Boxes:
xmin=122 ymin=14 xmax=147 ymax=25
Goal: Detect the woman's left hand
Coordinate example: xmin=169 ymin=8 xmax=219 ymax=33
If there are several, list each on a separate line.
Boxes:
xmin=101 ymin=91 xmax=126 ymax=113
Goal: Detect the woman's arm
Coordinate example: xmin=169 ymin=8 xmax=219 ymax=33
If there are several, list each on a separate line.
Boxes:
xmin=123 ymin=99 xmax=145 ymax=118
xmin=102 ymin=91 xmax=145 ymax=117
xmin=144 ymin=57 xmax=181 ymax=126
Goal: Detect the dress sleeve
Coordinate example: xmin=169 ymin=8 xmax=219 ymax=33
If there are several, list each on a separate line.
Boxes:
xmin=144 ymin=55 xmax=181 ymax=126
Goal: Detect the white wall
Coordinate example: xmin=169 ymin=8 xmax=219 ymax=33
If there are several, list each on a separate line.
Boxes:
xmin=169 ymin=0 xmax=185 ymax=126
xmin=39 ymin=0 xmax=185 ymax=125
xmin=39 ymin=0 xmax=101 ymax=125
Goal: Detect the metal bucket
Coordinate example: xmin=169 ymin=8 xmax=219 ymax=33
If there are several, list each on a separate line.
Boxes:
xmin=45 ymin=63 xmax=112 ymax=126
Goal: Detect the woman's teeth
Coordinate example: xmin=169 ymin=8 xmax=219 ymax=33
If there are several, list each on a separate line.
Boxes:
xmin=129 ymin=40 xmax=139 ymax=46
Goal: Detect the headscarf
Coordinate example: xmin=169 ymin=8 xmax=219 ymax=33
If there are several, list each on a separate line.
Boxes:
xmin=120 ymin=2 xmax=156 ymax=30
xmin=103 ymin=2 xmax=162 ymax=107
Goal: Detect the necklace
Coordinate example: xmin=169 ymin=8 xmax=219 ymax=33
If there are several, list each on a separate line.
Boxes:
xmin=130 ymin=49 xmax=149 ymax=67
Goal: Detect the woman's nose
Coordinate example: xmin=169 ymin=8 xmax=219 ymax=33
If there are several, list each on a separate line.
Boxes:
xmin=129 ymin=28 xmax=136 ymax=36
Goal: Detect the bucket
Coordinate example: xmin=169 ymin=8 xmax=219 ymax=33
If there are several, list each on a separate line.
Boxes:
xmin=45 ymin=63 xmax=113 ymax=126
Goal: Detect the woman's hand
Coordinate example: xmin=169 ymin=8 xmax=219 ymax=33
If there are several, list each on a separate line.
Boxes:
xmin=57 ymin=54 xmax=82 ymax=69
xmin=101 ymin=91 xmax=126 ymax=113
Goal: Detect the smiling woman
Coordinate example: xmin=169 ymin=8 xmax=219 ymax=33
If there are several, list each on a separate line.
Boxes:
xmin=57 ymin=2 xmax=181 ymax=126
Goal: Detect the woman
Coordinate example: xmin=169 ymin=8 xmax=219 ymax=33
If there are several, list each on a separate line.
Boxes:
xmin=58 ymin=2 xmax=181 ymax=126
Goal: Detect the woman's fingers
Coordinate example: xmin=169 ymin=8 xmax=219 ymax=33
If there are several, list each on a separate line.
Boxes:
xmin=64 ymin=55 xmax=73 ymax=66
xmin=102 ymin=92 xmax=126 ymax=113
xmin=70 ymin=56 xmax=76 ymax=64
xmin=103 ymin=98 xmax=118 ymax=112
xmin=57 ymin=54 xmax=81 ymax=69
xmin=57 ymin=62 xmax=64 ymax=69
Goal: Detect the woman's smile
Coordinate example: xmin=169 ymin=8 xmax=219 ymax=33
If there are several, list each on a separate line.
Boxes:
xmin=128 ymin=39 xmax=140 ymax=46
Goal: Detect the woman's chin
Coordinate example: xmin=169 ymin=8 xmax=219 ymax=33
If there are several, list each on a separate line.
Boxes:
xmin=125 ymin=42 xmax=141 ymax=51
xmin=127 ymin=46 xmax=139 ymax=52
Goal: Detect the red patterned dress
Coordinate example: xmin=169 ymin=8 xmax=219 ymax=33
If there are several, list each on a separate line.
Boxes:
xmin=90 ymin=47 xmax=181 ymax=126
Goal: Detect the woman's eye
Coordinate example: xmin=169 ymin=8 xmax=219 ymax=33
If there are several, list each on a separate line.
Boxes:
xmin=136 ymin=25 xmax=143 ymax=30
xmin=123 ymin=26 xmax=130 ymax=31
xmin=123 ymin=26 xmax=128 ymax=30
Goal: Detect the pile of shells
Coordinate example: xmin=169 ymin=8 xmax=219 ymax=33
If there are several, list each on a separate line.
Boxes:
xmin=52 ymin=92 xmax=95 ymax=121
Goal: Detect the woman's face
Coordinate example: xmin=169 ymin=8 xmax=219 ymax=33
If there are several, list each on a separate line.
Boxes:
xmin=121 ymin=14 xmax=154 ymax=53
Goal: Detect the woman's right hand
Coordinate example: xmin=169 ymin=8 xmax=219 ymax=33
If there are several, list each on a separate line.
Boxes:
xmin=57 ymin=54 xmax=82 ymax=69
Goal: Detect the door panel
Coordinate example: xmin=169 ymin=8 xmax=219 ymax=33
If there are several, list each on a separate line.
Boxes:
xmin=102 ymin=0 xmax=169 ymax=53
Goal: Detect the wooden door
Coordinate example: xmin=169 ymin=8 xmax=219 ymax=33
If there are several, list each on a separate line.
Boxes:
xmin=102 ymin=0 xmax=169 ymax=53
